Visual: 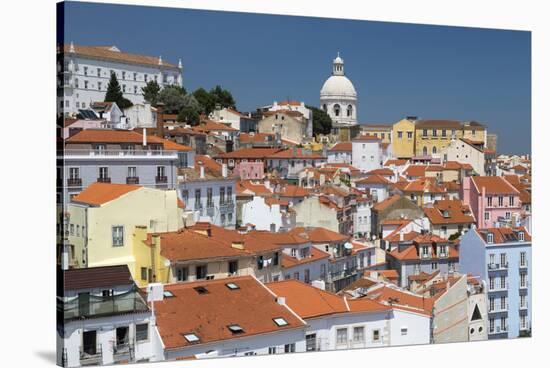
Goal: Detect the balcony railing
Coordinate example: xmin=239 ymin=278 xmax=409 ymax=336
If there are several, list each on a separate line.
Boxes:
xmin=520 ymin=281 xmax=529 ymax=289
xmin=488 ymin=263 xmax=508 ymax=271
xmin=97 ymin=177 xmax=111 ymax=183
xmin=155 ymin=175 xmax=168 ymax=183
xmin=126 ymin=177 xmax=139 ymax=185
xmin=519 ymin=260 xmax=528 ymax=269
xmin=519 ymin=301 xmax=528 ymax=310
xmin=67 ymin=178 xmax=82 ymax=187
xmin=80 ymin=345 xmax=102 ymax=365
xmin=489 ymin=325 xmax=508 ymax=335
xmin=488 ymin=282 xmax=508 ymax=292
xmin=58 ymin=289 xmax=149 ymax=321
xmin=61 ymin=149 xmax=178 ymax=158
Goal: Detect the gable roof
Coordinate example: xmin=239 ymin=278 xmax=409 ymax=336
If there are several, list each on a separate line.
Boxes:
xmin=329 ymin=142 xmax=352 ymax=152
xmin=423 ymin=199 xmax=475 ymax=225
xmin=217 ymin=147 xmax=283 ymax=159
xmin=155 ymin=276 xmax=306 ymax=350
xmin=471 ymin=176 xmax=520 ymax=195
xmin=71 ymin=182 xmax=141 ymax=206
xmin=63 ymin=265 xmax=134 ymax=290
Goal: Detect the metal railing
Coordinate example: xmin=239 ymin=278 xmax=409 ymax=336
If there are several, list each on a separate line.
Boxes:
xmin=80 ymin=345 xmax=102 ymax=364
xmin=61 ymin=149 xmax=179 ymax=158
xmin=488 ymin=263 xmax=508 ymax=271
xmin=126 ymin=177 xmax=139 ymax=185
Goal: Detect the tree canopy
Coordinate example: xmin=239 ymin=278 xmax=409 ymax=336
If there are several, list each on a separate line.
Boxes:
xmin=177 ymin=94 xmax=202 ymax=125
xmin=192 ymin=87 xmax=216 ymax=115
xmin=209 ymin=85 xmax=236 ymax=109
xmin=307 ymin=105 xmax=333 ymax=135
xmin=157 ymin=85 xmax=187 ymax=114
xmin=104 ymin=72 xmax=133 ymax=109
xmin=141 ymin=80 xmax=161 ymax=105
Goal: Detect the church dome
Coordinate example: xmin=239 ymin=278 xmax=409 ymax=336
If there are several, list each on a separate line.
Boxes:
xmin=320 ymin=75 xmax=357 ymax=98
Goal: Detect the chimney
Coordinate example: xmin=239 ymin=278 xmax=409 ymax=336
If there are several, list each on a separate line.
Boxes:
xmin=399 ymin=230 xmax=404 ymax=242
xmin=199 ymin=164 xmax=205 ymax=179
xmin=142 ymin=128 xmax=147 ymax=146
xmin=156 ymin=103 xmax=165 ymax=138
xmin=222 ymin=163 xmax=228 ymax=178
xmin=277 ymin=296 xmax=286 ymax=305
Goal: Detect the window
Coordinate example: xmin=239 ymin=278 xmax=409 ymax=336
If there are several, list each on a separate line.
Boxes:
xmin=133 ymin=72 xmax=137 ymax=81
xmin=432 ymin=129 xmax=437 ymax=137
xmin=221 ymin=214 xmax=226 ymax=225
xmin=112 ymin=226 xmax=124 ymax=247
xmin=520 ymin=295 xmax=526 ymax=308
xmin=206 ymin=188 xmax=213 ymax=207
xmin=500 ymin=275 xmax=506 ymax=289
xmin=228 ymin=260 xmax=238 ymax=275
xmin=69 ymin=167 xmax=80 ymax=179
xmin=353 ymin=326 xmax=365 ymax=342
xmin=176 ymin=267 xmax=188 ymax=282
xmin=163 ymin=291 xmax=174 ymax=298
xmin=127 ymin=166 xmax=137 ymax=177
xmin=227 ymin=187 xmax=233 ymax=203
xmin=84 ymin=80 xmax=88 ymax=89
xmin=336 ymin=328 xmax=348 ymax=345
xmin=489 ymin=318 xmax=495 ymax=333
xmin=442 ymin=129 xmax=447 ymax=137
xmin=509 ymin=196 xmax=515 ymax=206
xmin=498 ymin=196 xmax=504 ymax=207
xmin=520 ymin=252 xmax=526 ymax=266
xmin=196 ymin=265 xmax=207 ymax=279
xmin=520 ymin=273 xmax=526 ymax=287
xmin=423 ymin=146 xmax=428 ymax=156
xmin=304 ymin=269 xmax=310 ymax=283
xmin=347 ymin=105 xmax=353 ymax=117
xmin=422 ymin=129 xmax=428 ymax=137
xmin=293 ymin=272 xmax=299 ymax=280
xmin=505 ymin=212 xmax=511 ymax=220
xmin=489 ymin=277 xmax=495 ymax=290
xmin=97 ymin=81 xmax=102 ymax=90
xmin=431 ymin=262 xmax=438 ymax=270
xmin=487 ymin=196 xmax=493 ymax=206
xmin=500 ymin=253 xmax=507 ymax=267
xmin=122 ymin=71 xmax=126 ymax=80
xmin=227 ymin=324 xmax=244 ymax=334
xmin=333 ymin=104 xmax=341 ymax=117
xmin=306 ymin=334 xmax=317 ymax=351
xmin=183 ymin=333 xmax=199 ymax=343
xmin=194 ymin=189 xmax=201 ymax=209
xmin=99 ymin=166 xmax=109 ymax=180
xmin=70 ymin=224 xmax=74 ymax=236
xmin=144 ymin=74 xmax=148 ymax=82
xmin=400 ymin=327 xmax=408 ymax=336
xmin=220 ymin=187 xmax=226 ymax=204
xmin=136 ymin=324 xmax=148 ymax=342
xmin=501 ymin=296 xmax=507 ymax=310
xmin=157 ymin=166 xmax=165 ymax=178
xmin=268 ymin=347 xmax=277 ymax=355
xmin=273 ymin=252 xmax=279 ymax=266
xmin=372 ymin=329 xmax=380 ymax=342
xmin=484 ymin=212 xmax=490 ymax=221
xmin=122 ymin=84 xmax=126 ymax=93
xmin=134 ymin=85 xmax=137 ymax=94
xmin=397 ymin=131 xmax=403 ymax=139
xmin=432 ymin=146 xmax=437 ymax=154
xmin=284 ymin=343 xmax=295 ymax=353
xmin=273 ymin=317 xmax=288 ymax=327
xmin=141 ymin=267 xmax=147 ymax=281
xmin=83 ymin=66 xmax=88 ymax=76
xmin=489 ymin=297 xmax=495 ymax=311
xmin=407 ymin=131 xmax=413 ymax=139
xmin=519 ymin=232 xmax=525 ymax=241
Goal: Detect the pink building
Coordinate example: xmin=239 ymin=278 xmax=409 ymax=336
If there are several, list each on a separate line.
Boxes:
xmin=461 ymin=176 xmax=522 ymax=228
xmin=235 ymin=161 xmax=264 ymax=180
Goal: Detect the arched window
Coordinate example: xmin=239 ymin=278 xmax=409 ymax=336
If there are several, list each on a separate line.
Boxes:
xmin=423 ymin=146 xmax=428 ymax=156
xmin=322 ymin=104 xmax=327 ymax=111
xmin=347 ymin=105 xmax=353 ymax=117
xmin=432 ymin=146 xmax=437 ymax=155
xmin=334 ymin=104 xmax=340 ymax=117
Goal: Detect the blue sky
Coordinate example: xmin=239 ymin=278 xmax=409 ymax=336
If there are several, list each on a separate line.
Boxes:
xmin=63 ymin=2 xmax=531 ymax=154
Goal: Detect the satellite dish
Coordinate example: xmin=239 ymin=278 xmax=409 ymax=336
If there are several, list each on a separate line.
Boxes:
xmin=344 ymin=242 xmax=353 ymax=250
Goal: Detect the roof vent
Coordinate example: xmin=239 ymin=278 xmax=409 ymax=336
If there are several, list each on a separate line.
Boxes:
xmin=193 ymin=286 xmax=209 ymax=295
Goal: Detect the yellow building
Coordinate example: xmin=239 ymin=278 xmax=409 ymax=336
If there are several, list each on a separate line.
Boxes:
xmin=391 ymin=117 xmax=416 ymax=158
xmin=414 ymin=120 xmax=464 ymax=157
xmin=66 ymin=182 xmax=183 ymax=282
xmin=361 ymin=124 xmax=392 ymax=143
xmin=132 ymin=222 xmax=283 ymax=287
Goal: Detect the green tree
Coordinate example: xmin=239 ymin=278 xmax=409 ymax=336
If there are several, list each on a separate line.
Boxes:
xmin=158 ymin=85 xmax=187 ymax=114
xmin=141 ymin=80 xmax=161 ymax=105
xmin=177 ymin=94 xmax=202 ymax=125
xmin=192 ymin=87 xmax=216 ymax=115
xmin=104 ymin=72 xmax=133 ymax=109
xmin=307 ymin=105 xmax=333 ymax=135
xmin=209 ymin=85 xmax=236 ymax=109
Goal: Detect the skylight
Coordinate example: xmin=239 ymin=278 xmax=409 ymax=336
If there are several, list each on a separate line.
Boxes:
xmin=273 ymin=317 xmax=289 ymax=327
xmin=228 ymin=324 xmax=244 ymax=334
xmin=182 ymin=333 xmax=199 ymax=343
xmin=163 ymin=291 xmax=174 ymax=298
xmin=193 ymin=286 xmax=209 ymax=294
xmin=225 ymin=282 xmax=240 ymax=290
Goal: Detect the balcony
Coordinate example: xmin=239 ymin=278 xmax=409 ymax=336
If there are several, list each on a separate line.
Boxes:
xmin=61 ymin=149 xmax=179 ymax=160
xmin=79 ymin=345 xmax=102 ymax=365
xmin=67 ymin=178 xmax=82 ymax=187
xmin=113 ymin=342 xmax=134 ymax=360
xmin=519 ymin=260 xmax=528 ymax=269
xmin=488 ymin=325 xmax=508 ymax=335
xmin=488 ymin=263 xmax=508 ymax=271
xmin=126 ymin=176 xmax=139 ymax=185
xmin=97 ymin=177 xmax=111 ymax=183
xmin=488 ymin=282 xmax=508 ymax=292
xmin=520 ymin=281 xmax=529 ymax=289
xmin=519 ymin=301 xmax=528 ymax=310
xmin=155 ymin=175 xmax=168 ymax=183
xmin=58 ymin=290 xmax=149 ymax=321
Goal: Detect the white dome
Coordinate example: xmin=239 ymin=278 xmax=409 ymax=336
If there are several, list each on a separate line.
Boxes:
xmin=320 ymin=75 xmax=357 ymax=98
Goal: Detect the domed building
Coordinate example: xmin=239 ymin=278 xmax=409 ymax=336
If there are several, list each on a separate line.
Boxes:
xmin=320 ymin=53 xmax=360 ymax=140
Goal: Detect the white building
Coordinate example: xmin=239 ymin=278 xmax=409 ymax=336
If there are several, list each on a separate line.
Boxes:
xmin=441 ymin=138 xmax=487 ymax=176
xmin=57 ymin=266 xmax=160 ymax=367
xmin=267 ymin=280 xmax=431 ymax=351
xmin=352 ymin=134 xmax=382 ymax=173
xmin=241 ymin=195 xmax=295 ymax=232
xmin=266 ymin=100 xmax=313 ymax=137
xmin=58 ymin=42 xmax=182 ymax=116
xmin=320 ymin=53 xmax=357 ymax=125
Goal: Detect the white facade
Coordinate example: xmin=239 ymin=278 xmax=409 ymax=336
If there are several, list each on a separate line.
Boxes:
xmin=241 ymin=196 xmax=293 ymax=232
xmin=58 ymin=43 xmax=182 ymax=116
xmin=123 ymin=103 xmax=158 ymax=129
xmin=441 ymin=138 xmax=486 ymax=175
xmin=327 ymin=150 xmax=352 ymax=164
xmin=320 ymin=53 xmax=357 ymax=125
xmin=268 ymin=101 xmax=313 ymax=137
xmin=352 ymin=139 xmax=382 ymax=173
xmin=354 ymin=201 xmax=372 ymax=237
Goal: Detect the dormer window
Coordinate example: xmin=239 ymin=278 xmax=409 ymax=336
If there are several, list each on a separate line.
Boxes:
xmin=422 ymin=246 xmax=429 ymax=257
xmin=182 ymin=333 xmax=199 ymax=343
xmin=273 ymin=317 xmax=289 ymax=327
xmin=228 ymin=324 xmax=244 ymax=334
xmin=487 ymin=233 xmax=494 ymax=244
xmin=518 ymin=232 xmax=524 ymax=241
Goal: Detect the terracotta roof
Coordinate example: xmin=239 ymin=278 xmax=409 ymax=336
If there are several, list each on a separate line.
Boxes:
xmin=408 ymin=271 xmax=438 ymax=282
xmin=384 ymin=159 xmax=408 ymax=166
xmin=193 ymin=120 xmax=238 ymax=132
xmin=236 ymin=180 xmax=272 ymax=196
xmin=372 ymin=194 xmax=401 ymax=211
xmin=63 ymin=265 xmax=134 ymax=290
xmin=352 ymin=134 xmax=381 ymax=142
xmin=477 ymin=227 xmax=531 ymax=244
xmin=403 ymin=165 xmax=428 ymax=178
xmin=60 ymin=44 xmax=178 ymax=69
xmin=238 ymin=132 xmax=294 ymax=146
xmin=385 ymin=231 xmax=421 ymax=243
xmin=267 ymin=148 xmax=324 ymax=159
xmin=366 ymin=168 xmax=394 ymax=176
xmin=276 ymin=184 xmax=311 ymax=198
xmin=217 ymin=147 xmax=283 ymax=159
xmin=423 ymin=199 xmax=475 ymax=225
xmin=267 ymin=280 xmax=389 ymax=319
xmin=246 ymin=230 xmax=310 ymax=246
xmin=365 ymin=269 xmax=399 ymax=280
xmin=471 ymin=176 xmax=520 ymax=195
xmin=365 ymin=286 xmax=434 ymax=316
xmin=155 ymin=276 xmax=305 ymax=350
xmin=329 ymin=142 xmax=352 ymax=152
xmin=415 ymin=120 xmax=463 ymax=129
xmin=263 ymin=109 xmax=304 ymax=118
xmin=72 ymin=182 xmax=141 ymax=206
xmin=402 ymin=178 xmax=446 ymax=194
xmin=276 ymin=100 xmax=302 ymax=106
xmin=281 ymin=247 xmax=330 ymax=268
xmin=289 ymin=227 xmax=349 ymax=243
xmin=66 ymin=129 xmax=192 ymax=151
xmin=356 ymin=174 xmax=392 ymax=185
